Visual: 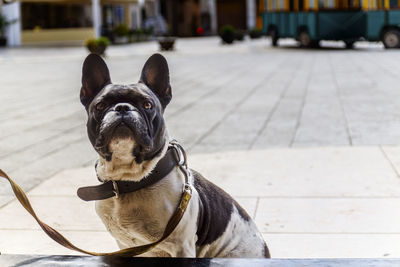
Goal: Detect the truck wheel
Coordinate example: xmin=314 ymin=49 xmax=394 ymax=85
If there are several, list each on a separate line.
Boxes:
xmin=298 ymin=31 xmax=311 ymax=47
xmin=382 ymin=29 xmax=400 ymax=49
xmin=269 ymin=28 xmax=279 ymax=47
xmin=345 ymin=41 xmax=355 ymax=49
xmin=310 ymin=40 xmax=320 ymax=48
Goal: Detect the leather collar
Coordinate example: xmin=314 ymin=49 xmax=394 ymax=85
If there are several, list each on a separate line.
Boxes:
xmin=77 ymin=148 xmax=177 ymax=201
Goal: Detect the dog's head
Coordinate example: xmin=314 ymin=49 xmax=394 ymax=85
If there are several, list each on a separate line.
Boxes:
xmin=80 ymin=54 xmax=171 ymax=180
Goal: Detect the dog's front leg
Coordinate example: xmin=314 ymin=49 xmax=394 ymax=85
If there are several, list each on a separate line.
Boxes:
xmin=172 ymin=192 xmax=200 ymax=257
xmin=140 ymin=238 xmax=196 ymax=257
xmin=160 ymin=228 xmax=197 ymax=257
xmin=174 ymin=239 xmax=197 ymax=257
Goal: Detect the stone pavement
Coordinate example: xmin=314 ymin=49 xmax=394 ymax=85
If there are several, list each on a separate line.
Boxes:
xmin=0 ymin=37 xmax=400 ymax=258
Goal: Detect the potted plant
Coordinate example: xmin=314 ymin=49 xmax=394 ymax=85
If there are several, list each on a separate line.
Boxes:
xmin=85 ymin=36 xmax=110 ymax=56
xmin=249 ymin=28 xmax=263 ymax=39
xmin=113 ymin=24 xmax=130 ymax=44
xmin=157 ymin=35 xmax=176 ymax=51
xmin=235 ymin=30 xmax=245 ymax=41
xmin=219 ymin=25 xmax=236 ymax=44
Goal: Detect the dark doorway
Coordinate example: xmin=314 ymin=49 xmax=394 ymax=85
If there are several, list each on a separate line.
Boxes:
xmin=289 ymin=0 xmax=294 ymax=10
xmin=299 ymin=0 xmax=304 ymax=10
xmin=216 ymin=0 xmax=247 ymax=31
xmin=160 ymin=0 xmax=200 ymax=37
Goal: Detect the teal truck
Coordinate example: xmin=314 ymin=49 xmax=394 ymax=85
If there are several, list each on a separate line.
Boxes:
xmin=261 ymin=0 xmax=400 ymax=48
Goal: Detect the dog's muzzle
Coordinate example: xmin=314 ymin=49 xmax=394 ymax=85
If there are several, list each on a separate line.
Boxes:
xmin=94 ymin=106 xmax=153 ymax=158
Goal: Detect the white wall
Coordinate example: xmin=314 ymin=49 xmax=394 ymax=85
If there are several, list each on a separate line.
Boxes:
xmin=199 ymin=0 xmax=217 ymax=34
xmin=130 ymin=4 xmax=141 ymax=29
xmin=209 ymin=0 xmax=217 ymax=34
xmin=92 ymin=0 xmax=101 ymax=37
xmin=247 ymin=0 xmax=256 ymax=29
xmin=1 ymin=1 xmax=21 ymax=46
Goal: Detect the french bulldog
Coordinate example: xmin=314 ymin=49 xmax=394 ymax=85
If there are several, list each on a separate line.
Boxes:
xmin=79 ymin=53 xmax=270 ymax=258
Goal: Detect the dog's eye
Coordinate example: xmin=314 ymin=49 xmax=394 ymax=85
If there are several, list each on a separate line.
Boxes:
xmin=143 ymin=101 xmax=152 ymax=110
xmin=96 ymin=102 xmax=106 ymax=111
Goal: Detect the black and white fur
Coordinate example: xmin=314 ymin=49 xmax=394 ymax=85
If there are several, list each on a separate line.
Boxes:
xmin=80 ymin=53 xmax=270 ymax=258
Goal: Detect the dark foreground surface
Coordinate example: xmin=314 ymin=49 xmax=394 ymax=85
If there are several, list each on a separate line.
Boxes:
xmin=1 ymin=255 xmax=400 ymax=267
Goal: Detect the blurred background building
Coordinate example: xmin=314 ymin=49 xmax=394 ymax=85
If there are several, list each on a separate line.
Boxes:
xmin=0 ymin=0 xmax=262 ymax=46
xmin=1 ymin=0 xmax=153 ymax=46
xmin=158 ymin=0 xmax=259 ymax=37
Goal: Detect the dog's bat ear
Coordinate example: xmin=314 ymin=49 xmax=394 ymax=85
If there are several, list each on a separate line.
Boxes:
xmin=140 ymin=53 xmax=172 ymax=109
xmin=80 ymin=54 xmax=111 ymax=108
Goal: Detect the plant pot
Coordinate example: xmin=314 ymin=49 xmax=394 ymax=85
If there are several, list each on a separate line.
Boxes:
xmin=249 ymin=30 xmax=263 ymax=39
xmin=88 ymin=44 xmax=106 ymax=56
xmin=235 ymin=31 xmax=245 ymax=41
xmin=114 ymin=36 xmax=129 ymax=44
xmin=220 ymin=33 xmax=235 ymax=44
xmin=158 ymin=37 xmax=176 ymax=51
xmin=0 ymin=37 xmax=7 ymax=47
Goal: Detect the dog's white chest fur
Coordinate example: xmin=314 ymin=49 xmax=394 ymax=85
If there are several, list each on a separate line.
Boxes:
xmin=96 ymin=138 xmax=156 ymax=182
xmin=108 ymin=138 xmax=136 ymax=164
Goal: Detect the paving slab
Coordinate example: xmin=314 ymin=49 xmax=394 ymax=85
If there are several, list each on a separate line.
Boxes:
xmin=0 ymin=196 xmax=12 ymax=208
xmin=0 ymin=230 xmax=118 ymax=255
xmin=256 ymin=198 xmax=400 ymax=233
xmin=0 ymin=194 xmax=258 ymax=231
xmin=0 ymin=196 xmax=103 ymax=231
xmin=0 ymin=138 xmax=96 ymax=194
xmin=380 ymin=146 xmax=400 ymax=177
xmin=234 ymin=197 xmax=258 ymax=219
xmin=192 ymin=57 xmax=303 ymax=152
xmin=28 ymin=167 xmax=97 ymax=196
xmin=0 ymin=127 xmax=86 ymax=174
xmin=251 ymin=61 xmax=311 ymax=148
xmin=263 ymin=234 xmax=400 ymax=258
xmin=188 ymin=147 xmax=400 ymax=197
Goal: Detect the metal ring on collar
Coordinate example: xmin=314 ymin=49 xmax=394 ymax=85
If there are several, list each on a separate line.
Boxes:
xmin=169 ymin=140 xmax=187 ymax=166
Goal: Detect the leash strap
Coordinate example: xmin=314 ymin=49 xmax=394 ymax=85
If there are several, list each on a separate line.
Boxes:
xmin=0 ymin=168 xmax=192 ymax=257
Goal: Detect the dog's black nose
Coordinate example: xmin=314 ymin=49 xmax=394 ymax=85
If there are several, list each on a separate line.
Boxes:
xmin=115 ymin=103 xmax=133 ymax=114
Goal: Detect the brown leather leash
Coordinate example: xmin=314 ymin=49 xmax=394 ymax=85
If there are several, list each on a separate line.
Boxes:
xmin=0 ymin=142 xmax=193 ymax=257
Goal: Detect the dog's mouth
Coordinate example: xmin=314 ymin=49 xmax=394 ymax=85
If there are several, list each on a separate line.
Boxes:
xmin=94 ymin=114 xmax=153 ymax=161
xmin=112 ymin=122 xmax=133 ymax=139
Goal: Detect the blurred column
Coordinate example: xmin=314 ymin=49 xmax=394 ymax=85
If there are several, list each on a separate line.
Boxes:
xmin=199 ymin=0 xmax=217 ymax=34
xmin=209 ymin=0 xmax=217 ymax=34
xmin=200 ymin=0 xmax=217 ymax=34
xmin=124 ymin=4 xmax=132 ymax=27
xmin=155 ymin=0 xmax=161 ymax=15
xmin=2 ymin=1 xmax=21 ymax=46
xmin=92 ymin=0 xmax=101 ymax=37
xmin=130 ymin=4 xmax=141 ymax=29
xmin=247 ymin=0 xmax=256 ymax=29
